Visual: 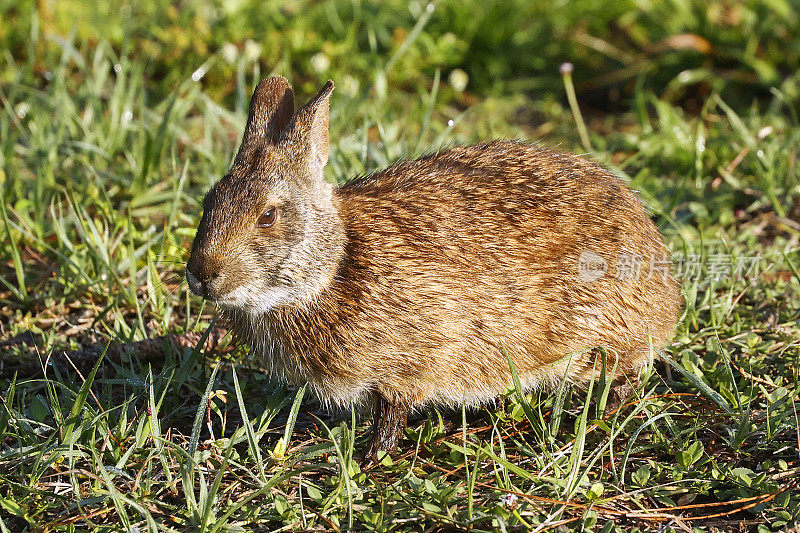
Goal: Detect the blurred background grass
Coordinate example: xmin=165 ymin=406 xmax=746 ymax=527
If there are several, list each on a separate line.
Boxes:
xmin=4 ymin=0 xmax=800 ymax=107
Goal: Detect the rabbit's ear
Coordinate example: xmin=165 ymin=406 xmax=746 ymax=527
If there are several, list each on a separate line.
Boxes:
xmin=286 ymin=80 xmax=334 ymax=171
xmin=239 ymin=75 xmax=294 ymax=152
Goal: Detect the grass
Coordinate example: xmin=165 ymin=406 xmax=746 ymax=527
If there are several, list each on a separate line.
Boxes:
xmin=1 ymin=0 xmax=799 ymax=530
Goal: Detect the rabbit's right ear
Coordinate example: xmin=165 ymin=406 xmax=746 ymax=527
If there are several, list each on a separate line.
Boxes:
xmin=238 ymin=75 xmax=295 ymax=155
xmin=285 ymin=80 xmax=334 ymax=173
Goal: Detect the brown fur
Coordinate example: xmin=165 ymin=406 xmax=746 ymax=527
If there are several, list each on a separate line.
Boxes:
xmin=186 ymin=76 xmax=682 ymax=454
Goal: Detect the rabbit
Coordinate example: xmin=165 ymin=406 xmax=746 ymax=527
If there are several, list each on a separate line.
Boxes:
xmin=186 ymin=75 xmax=682 ymax=459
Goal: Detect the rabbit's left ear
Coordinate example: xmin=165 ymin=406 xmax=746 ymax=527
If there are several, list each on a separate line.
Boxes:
xmin=286 ymin=80 xmax=334 ymax=171
xmin=239 ymin=76 xmax=295 ymax=153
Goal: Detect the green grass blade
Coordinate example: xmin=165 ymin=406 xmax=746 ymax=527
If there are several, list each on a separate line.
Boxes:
xmin=0 ymin=199 xmax=28 ymax=301
xmin=231 ymin=367 xmax=265 ymax=480
xmin=188 ymin=362 xmax=220 ymax=462
xmin=62 ymin=343 xmax=108 ymax=445
xmin=277 ymin=383 xmax=307 ymax=460
xmin=664 ymin=356 xmax=733 ymax=414
xmin=199 ymin=437 xmax=235 ymax=532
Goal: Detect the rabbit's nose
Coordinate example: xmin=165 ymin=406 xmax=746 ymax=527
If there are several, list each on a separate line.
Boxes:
xmin=186 ymin=267 xmax=220 ymax=299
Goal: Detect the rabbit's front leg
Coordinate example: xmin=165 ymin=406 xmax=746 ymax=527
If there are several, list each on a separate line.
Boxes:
xmin=364 ymin=393 xmax=408 ymax=465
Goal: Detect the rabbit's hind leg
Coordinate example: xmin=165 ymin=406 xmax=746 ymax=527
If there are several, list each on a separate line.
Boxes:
xmin=362 ymin=394 xmax=408 ymax=467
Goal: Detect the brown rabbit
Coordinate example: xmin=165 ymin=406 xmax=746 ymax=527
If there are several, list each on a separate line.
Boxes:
xmin=186 ymin=75 xmax=681 ymax=458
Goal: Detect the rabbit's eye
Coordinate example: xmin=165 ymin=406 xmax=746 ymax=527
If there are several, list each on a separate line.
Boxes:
xmin=257 ymin=208 xmax=277 ymax=228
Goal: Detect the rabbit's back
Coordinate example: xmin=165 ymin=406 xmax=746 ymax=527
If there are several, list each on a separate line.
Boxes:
xmin=238 ymin=141 xmax=680 ymax=408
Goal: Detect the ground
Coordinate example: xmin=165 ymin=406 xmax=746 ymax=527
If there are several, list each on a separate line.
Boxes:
xmin=0 ymin=0 xmax=799 ymax=531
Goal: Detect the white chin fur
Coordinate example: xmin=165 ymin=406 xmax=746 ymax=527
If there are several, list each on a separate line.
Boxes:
xmin=219 ymin=284 xmax=296 ymax=314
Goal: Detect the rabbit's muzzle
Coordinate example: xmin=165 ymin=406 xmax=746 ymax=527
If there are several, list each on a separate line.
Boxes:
xmin=185 ymin=258 xmax=230 ymax=301
xmin=186 ymin=267 xmax=214 ymax=300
